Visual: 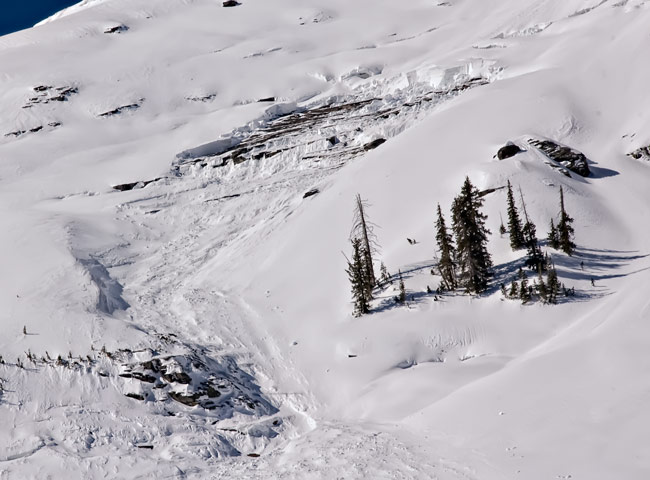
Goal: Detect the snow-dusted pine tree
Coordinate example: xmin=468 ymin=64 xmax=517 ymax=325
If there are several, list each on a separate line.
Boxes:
xmin=351 ymin=193 xmax=379 ymax=290
xmin=451 ymin=177 xmax=492 ymax=294
xmin=435 ymin=203 xmax=457 ymax=290
xmin=506 ymin=180 xmax=525 ymax=250
xmin=557 ymin=186 xmax=576 ymax=255
xmin=518 ymin=188 xmax=544 ymax=271
xmin=397 ymin=270 xmax=406 ymax=304
xmin=346 ymin=237 xmax=370 ymax=316
xmin=547 ymin=218 xmax=560 ymax=249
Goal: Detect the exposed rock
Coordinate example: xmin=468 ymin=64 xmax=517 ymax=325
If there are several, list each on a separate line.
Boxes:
xmin=104 ymin=25 xmax=129 ymax=34
xmin=5 ymin=130 xmax=26 ymax=138
xmin=327 ymin=135 xmax=339 ymax=146
xmin=628 ymin=145 xmax=650 ymax=161
xmin=99 ymin=102 xmax=141 ymax=117
xmin=125 ymin=392 xmax=146 ymax=401
xmin=117 ymin=352 xmax=276 ymax=414
xmin=528 ymin=138 xmax=590 ymax=177
xmin=364 ymin=138 xmax=386 ymax=150
xmin=303 ymin=188 xmax=319 ymax=198
xmin=186 ymin=93 xmax=217 ymax=102
xmin=5 ymin=121 xmax=61 ymax=139
xmin=223 ymin=0 xmax=241 ymax=6
xmin=141 ymin=359 xmax=162 ymax=372
xmin=112 ymin=177 xmax=162 ymax=191
xmin=131 ymin=372 xmax=157 ymax=383
xmin=162 ymin=371 xmax=192 ymax=384
xmin=497 ymin=143 xmax=523 ymax=160
xmin=258 ymin=97 xmax=275 ymax=102
xmin=168 ymin=392 xmax=199 ymax=406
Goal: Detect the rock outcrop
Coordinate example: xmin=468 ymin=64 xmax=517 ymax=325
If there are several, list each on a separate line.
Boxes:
xmin=528 ymin=138 xmax=590 ymax=177
xmin=628 ymin=145 xmax=650 ymax=161
xmin=497 ymin=143 xmax=523 ymax=160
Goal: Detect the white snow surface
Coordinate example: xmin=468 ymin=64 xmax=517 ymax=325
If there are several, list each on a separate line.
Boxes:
xmin=1 ymin=0 xmax=650 ymax=478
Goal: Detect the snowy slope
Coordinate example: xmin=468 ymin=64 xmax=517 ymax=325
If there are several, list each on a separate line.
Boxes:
xmin=1 ymin=0 xmax=650 ymax=478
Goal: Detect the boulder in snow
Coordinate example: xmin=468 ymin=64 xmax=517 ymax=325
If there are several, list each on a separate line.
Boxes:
xmin=628 ymin=145 xmax=650 ymax=162
xmin=528 ymin=138 xmax=590 ymax=177
xmin=497 ymin=143 xmax=523 ymax=160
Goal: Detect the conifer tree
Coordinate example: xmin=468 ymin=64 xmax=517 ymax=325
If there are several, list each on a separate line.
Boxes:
xmin=397 ymin=270 xmax=406 ymax=304
xmin=547 ymin=218 xmax=560 ymax=249
xmin=557 ymin=186 xmax=576 ymax=255
xmin=346 ymin=238 xmax=370 ymax=316
xmin=435 ymin=204 xmax=457 ymax=290
xmin=546 ymin=256 xmax=560 ymax=304
xmin=509 ymin=280 xmax=519 ymax=298
xmin=499 ymin=213 xmax=507 ymax=236
xmin=351 ymin=194 xmax=379 ymax=289
xmin=537 ymin=267 xmax=548 ymax=303
xmin=506 ymin=180 xmax=525 ymax=250
xmin=519 ymin=187 xmax=544 ymax=271
xmin=518 ymin=267 xmax=531 ymax=303
xmin=379 ymin=262 xmax=391 ymax=287
xmin=451 ymin=177 xmax=493 ymax=294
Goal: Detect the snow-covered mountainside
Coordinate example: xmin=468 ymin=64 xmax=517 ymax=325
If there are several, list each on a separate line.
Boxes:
xmin=1 ymin=0 xmax=650 ymax=478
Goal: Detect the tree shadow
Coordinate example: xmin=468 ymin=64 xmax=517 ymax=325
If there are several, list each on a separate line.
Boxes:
xmin=373 ymin=246 xmax=648 ymax=312
xmin=589 ymin=166 xmax=619 ymax=178
xmin=555 ymin=247 xmax=649 ymax=280
xmin=371 ymin=260 xmax=446 ymax=313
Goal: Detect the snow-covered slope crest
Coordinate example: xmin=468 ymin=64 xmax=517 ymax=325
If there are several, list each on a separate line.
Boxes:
xmin=1 ymin=0 xmax=650 ymax=478
xmin=35 ymin=0 xmax=106 ymax=26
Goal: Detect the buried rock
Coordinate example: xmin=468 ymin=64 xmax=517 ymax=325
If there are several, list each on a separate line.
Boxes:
xmin=497 ymin=143 xmax=523 ymax=160
xmin=112 ymin=177 xmax=162 ymax=191
xmin=104 ymin=25 xmax=129 ymax=34
xmin=364 ymin=138 xmax=386 ymax=150
xmin=116 ymin=352 xmax=277 ymax=414
xmin=528 ymin=138 xmax=590 ymax=177
xmin=628 ymin=145 xmax=650 ymax=161
xmin=99 ymin=102 xmax=141 ymax=117
xmin=303 ymin=188 xmax=319 ymax=199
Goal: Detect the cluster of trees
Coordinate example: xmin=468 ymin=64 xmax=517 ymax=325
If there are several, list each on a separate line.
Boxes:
xmin=346 ymin=178 xmax=577 ymax=315
xmin=501 ymin=259 xmax=564 ymax=305
xmin=435 ymin=177 xmax=492 ymax=294
xmin=345 ymin=195 xmax=377 ymax=317
xmin=499 ymin=181 xmax=576 ymax=304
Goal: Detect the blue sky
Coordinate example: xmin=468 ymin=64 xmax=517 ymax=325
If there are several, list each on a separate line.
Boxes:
xmin=0 ymin=1 xmax=79 ymax=37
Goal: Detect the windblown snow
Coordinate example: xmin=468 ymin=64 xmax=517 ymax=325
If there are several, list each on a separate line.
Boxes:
xmin=1 ymin=0 xmax=650 ymax=478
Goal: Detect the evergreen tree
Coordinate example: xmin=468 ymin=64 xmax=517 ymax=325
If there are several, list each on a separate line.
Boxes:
xmin=557 ymin=186 xmax=576 ymax=255
xmin=351 ymin=193 xmax=379 ymax=289
xmin=546 ymin=257 xmax=560 ymax=304
xmin=379 ymin=262 xmax=391 ymax=287
xmin=537 ymin=266 xmax=548 ymax=303
xmin=397 ymin=270 xmax=406 ymax=304
xmin=506 ymin=180 xmax=525 ymax=250
xmin=435 ymin=204 xmax=457 ymax=290
xmin=346 ymin=238 xmax=370 ymax=316
xmin=519 ymin=187 xmax=544 ymax=271
xmin=547 ymin=218 xmax=560 ymax=249
xmin=499 ymin=213 xmax=507 ymax=235
xmin=451 ymin=177 xmax=493 ymax=294
xmin=509 ymin=280 xmax=519 ymax=298
xmin=518 ymin=267 xmax=531 ymax=303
